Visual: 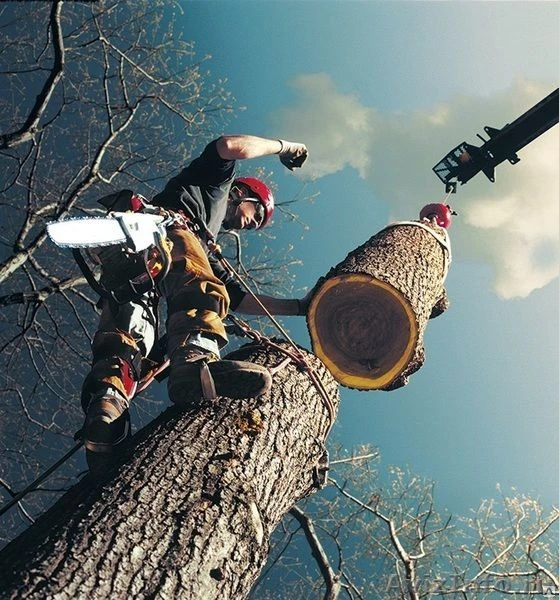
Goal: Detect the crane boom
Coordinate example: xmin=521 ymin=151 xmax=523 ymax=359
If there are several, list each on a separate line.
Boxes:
xmin=433 ymin=87 xmax=559 ymax=187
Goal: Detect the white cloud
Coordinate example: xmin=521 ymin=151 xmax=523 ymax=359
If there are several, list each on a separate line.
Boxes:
xmin=273 ymin=76 xmax=559 ymax=299
xmin=271 ymin=73 xmax=377 ymax=179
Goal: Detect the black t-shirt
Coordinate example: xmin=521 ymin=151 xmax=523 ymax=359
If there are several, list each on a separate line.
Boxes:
xmin=152 ymin=140 xmax=246 ymax=308
xmin=152 ymin=139 xmax=233 ymax=236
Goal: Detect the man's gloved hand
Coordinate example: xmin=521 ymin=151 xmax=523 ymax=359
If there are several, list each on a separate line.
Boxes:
xmin=295 ymin=287 xmax=317 ymax=316
xmin=277 ymin=139 xmax=308 ymax=171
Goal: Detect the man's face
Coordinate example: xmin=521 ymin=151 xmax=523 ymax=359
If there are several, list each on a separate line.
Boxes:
xmin=223 ymin=185 xmax=265 ymax=230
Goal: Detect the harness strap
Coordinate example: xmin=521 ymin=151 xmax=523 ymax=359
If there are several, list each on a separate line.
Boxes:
xmin=268 ymin=357 xmax=293 ymax=376
xmin=199 ymin=362 xmax=217 ymax=401
xmin=381 ymin=220 xmax=452 ymax=281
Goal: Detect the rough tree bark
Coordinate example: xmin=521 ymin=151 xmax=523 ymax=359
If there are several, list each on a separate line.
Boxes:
xmin=307 ymin=220 xmax=451 ymax=391
xmin=0 ymin=341 xmax=339 ymax=599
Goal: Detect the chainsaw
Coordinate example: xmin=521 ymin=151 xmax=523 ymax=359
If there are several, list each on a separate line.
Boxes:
xmin=47 ymin=192 xmax=176 ymax=304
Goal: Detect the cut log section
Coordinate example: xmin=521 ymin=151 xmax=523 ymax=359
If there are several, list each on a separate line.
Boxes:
xmin=308 ymin=273 xmax=417 ymax=390
xmin=307 ymin=220 xmax=451 ymax=391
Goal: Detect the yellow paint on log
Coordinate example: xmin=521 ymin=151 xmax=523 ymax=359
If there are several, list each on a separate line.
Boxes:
xmin=307 ymin=273 xmax=418 ymax=390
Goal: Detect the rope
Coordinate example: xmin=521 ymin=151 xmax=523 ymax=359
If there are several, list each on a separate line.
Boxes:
xmin=0 ymin=441 xmax=83 ymax=519
xmin=199 ymin=219 xmax=338 ymax=436
xmin=0 ymin=356 xmax=168 ymax=518
xmin=442 ymin=186 xmax=455 ymax=206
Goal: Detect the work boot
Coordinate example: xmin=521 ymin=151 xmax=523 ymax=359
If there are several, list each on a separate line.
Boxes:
xmin=80 ymin=334 xmax=141 ymax=474
xmin=82 ymin=388 xmax=131 ymax=474
xmin=168 ymin=333 xmax=272 ymax=405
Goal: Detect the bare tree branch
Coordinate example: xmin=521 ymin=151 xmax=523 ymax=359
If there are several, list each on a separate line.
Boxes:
xmin=290 ymin=505 xmax=341 ymax=600
xmin=0 ymin=276 xmax=87 ymax=307
xmin=1 ymin=1 xmax=65 ymax=149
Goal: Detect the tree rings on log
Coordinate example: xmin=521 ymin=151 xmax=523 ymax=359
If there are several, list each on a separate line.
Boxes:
xmin=307 ymin=273 xmax=418 ymax=390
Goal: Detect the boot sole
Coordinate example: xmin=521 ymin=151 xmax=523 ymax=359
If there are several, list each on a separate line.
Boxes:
xmin=168 ymin=360 xmax=272 ymax=405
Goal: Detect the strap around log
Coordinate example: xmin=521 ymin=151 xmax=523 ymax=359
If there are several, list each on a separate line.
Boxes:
xmin=381 ymin=220 xmax=452 ymax=281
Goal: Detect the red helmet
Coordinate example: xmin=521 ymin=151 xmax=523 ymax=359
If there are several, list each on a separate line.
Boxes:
xmin=419 ymin=203 xmax=454 ymax=229
xmin=234 ymin=177 xmax=274 ymax=229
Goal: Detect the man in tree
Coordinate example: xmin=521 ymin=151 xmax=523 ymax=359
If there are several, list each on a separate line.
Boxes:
xmin=81 ymin=134 xmax=309 ymax=467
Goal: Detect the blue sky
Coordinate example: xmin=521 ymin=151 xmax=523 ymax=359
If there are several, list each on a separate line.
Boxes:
xmin=180 ymin=1 xmax=559 ymax=516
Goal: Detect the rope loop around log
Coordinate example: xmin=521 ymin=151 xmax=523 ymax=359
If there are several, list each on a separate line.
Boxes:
xmin=380 ymin=220 xmax=452 ymax=281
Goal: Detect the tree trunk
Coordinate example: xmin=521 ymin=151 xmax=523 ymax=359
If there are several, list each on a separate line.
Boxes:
xmin=307 ymin=220 xmax=451 ymax=391
xmin=0 ymin=341 xmax=339 ymax=599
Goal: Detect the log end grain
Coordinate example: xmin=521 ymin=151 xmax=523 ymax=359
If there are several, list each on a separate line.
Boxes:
xmin=307 ymin=273 xmax=418 ymax=390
